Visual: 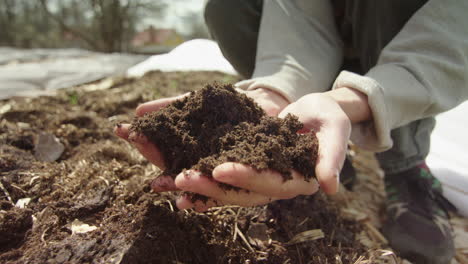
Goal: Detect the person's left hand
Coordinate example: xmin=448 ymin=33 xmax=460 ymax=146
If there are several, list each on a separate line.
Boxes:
xmin=116 ymin=87 xmax=321 ymax=212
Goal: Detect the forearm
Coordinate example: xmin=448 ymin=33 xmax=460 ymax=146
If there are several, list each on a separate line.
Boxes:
xmin=326 ymin=87 xmax=371 ymax=124
xmin=332 ymin=0 xmax=468 ymax=151
xmin=237 ymin=0 xmax=343 ymax=102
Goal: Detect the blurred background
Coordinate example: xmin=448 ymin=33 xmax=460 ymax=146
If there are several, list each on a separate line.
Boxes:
xmin=0 ymin=0 xmax=221 ymax=99
xmin=0 ymin=0 xmax=208 ymax=54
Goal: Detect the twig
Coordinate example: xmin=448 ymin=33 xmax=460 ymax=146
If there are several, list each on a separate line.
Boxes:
xmin=98 ymin=176 xmax=110 ymax=187
xmin=0 ymin=181 xmax=13 ymax=204
xmin=235 ymin=227 xmax=254 ymax=252
xmin=296 ymin=245 xmax=303 ymax=264
xmin=166 ymin=200 xmax=174 ymax=212
xmin=170 ymin=241 xmax=178 ymax=263
xmin=335 ymin=254 xmax=343 ymax=264
xmin=352 ymin=255 xmax=365 ymax=264
xmin=232 ymin=208 xmax=242 ymax=242
xmin=41 ymin=226 xmax=50 ymax=246
xmin=364 ymin=222 xmax=388 ymax=244
xmin=297 ymin=217 xmax=309 ymax=227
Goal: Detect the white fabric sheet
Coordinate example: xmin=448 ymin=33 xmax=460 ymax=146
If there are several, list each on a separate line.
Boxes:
xmin=127 ymin=39 xmax=236 ymax=77
xmin=427 ymin=102 xmax=468 ymax=217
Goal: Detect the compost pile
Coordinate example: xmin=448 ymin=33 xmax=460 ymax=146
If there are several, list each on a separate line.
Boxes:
xmin=0 ymin=71 xmax=367 ymax=264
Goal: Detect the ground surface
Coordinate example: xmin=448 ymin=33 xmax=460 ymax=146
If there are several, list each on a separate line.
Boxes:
xmin=0 ymin=71 xmax=466 ymax=264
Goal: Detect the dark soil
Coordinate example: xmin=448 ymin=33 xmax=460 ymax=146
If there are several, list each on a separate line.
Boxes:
xmin=130 ymin=83 xmax=318 ymax=184
xmin=0 ymin=71 xmax=366 ymax=264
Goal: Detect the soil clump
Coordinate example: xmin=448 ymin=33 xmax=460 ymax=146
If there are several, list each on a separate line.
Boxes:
xmin=130 ymin=83 xmax=318 ymax=183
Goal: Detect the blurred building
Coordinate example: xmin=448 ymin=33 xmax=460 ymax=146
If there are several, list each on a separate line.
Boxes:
xmin=131 ymin=26 xmax=184 ymax=54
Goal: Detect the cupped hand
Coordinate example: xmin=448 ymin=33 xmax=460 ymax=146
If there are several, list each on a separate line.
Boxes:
xmin=114 ymin=87 xmax=331 ymax=212
xmin=175 ymin=91 xmax=358 ymax=211
xmin=114 ymin=87 xmax=288 ymax=168
xmin=279 ymin=93 xmax=352 ymax=194
xmin=114 ymin=93 xmax=189 ymax=169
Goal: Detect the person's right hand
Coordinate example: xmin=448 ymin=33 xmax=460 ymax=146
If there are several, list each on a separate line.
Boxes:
xmin=114 ymin=93 xmax=186 ymax=171
xmin=171 ymin=87 xmax=371 ymax=211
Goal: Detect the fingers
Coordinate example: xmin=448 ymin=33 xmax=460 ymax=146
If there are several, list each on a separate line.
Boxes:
xmin=174 ymin=170 xmax=276 ymax=207
xmin=128 ymin=132 xmax=166 ymax=169
xmin=213 ymin=162 xmax=319 ymax=199
xmin=237 ymin=88 xmax=290 ymax=116
xmin=114 ymin=123 xmax=131 ymax=140
xmin=114 ymin=121 xmax=166 ymax=168
xmin=135 ymin=93 xmax=189 ymax=116
xmin=151 ymin=175 xmax=178 ymax=192
xmin=314 ymin=117 xmax=350 ymax=194
xmin=176 ymin=194 xmax=223 ymax=212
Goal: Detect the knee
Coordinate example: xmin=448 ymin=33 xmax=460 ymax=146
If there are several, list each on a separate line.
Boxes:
xmin=204 ymin=0 xmax=232 ymax=32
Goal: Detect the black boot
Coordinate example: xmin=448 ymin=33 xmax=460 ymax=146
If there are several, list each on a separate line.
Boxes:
xmin=382 ymin=163 xmax=455 ymax=264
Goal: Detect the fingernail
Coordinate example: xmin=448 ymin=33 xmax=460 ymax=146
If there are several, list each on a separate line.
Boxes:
xmin=128 ymin=132 xmax=147 ymax=144
xmin=175 ymin=195 xmax=193 ymax=210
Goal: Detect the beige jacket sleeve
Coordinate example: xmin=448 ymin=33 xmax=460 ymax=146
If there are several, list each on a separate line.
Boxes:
xmin=333 ymin=0 xmax=468 ymax=151
xmin=236 ymin=0 xmax=343 ymax=103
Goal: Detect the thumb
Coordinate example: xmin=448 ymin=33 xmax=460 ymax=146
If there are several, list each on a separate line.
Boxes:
xmin=314 ymin=118 xmax=350 ymax=194
xmin=136 ymin=93 xmax=189 ymax=116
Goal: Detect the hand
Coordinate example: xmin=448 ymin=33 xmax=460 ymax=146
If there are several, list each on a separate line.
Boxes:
xmin=278 ymin=93 xmax=351 ymax=194
xmin=114 ymin=86 xmax=288 ymax=165
xmin=115 ymin=86 xmax=369 ymax=211
xmin=114 ymin=93 xmax=188 ymax=169
xmin=170 ymin=89 xmax=366 ymax=210
xmin=238 ymin=87 xmax=290 ymax=116
xmin=114 ymin=88 xmax=312 ymax=212
xmin=279 ymin=87 xmax=371 ymax=194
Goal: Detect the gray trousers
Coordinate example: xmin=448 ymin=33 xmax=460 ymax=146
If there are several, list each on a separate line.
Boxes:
xmin=204 ymin=0 xmax=435 ymax=174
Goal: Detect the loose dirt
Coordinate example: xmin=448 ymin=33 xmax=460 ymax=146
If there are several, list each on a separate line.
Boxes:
xmin=130 ymin=83 xmax=318 ymax=184
xmin=0 ymin=71 xmax=371 ymax=264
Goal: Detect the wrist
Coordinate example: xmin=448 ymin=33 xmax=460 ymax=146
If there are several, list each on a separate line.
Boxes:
xmin=326 ymin=87 xmax=371 ymax=124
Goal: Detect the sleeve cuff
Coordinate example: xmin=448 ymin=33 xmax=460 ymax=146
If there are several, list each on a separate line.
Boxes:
xmin=332 ymin=70 xmax=393 ymax=152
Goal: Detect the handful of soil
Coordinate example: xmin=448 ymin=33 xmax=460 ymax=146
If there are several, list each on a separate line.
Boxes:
xmin=130 ymin=83 xmax=318 ymax=184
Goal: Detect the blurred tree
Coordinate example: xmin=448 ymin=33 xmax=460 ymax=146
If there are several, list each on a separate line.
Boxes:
xmin=39 ymin=0 xmax=167 ymax=52
xmin=183 ymin=12 xmax=210 ymax=40
xmin=0 ymin=0 xmax=167 ymax=52
xmin=0 ymin=0 xmax=17 ymax=46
